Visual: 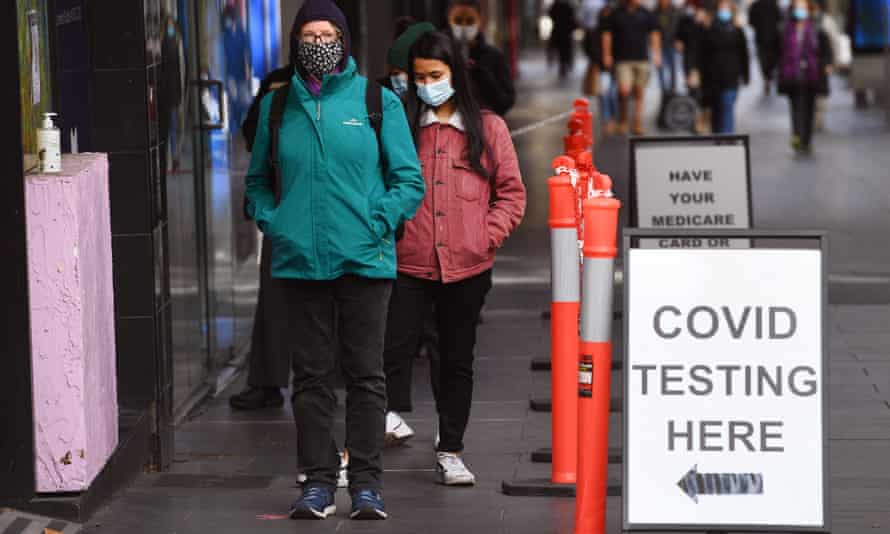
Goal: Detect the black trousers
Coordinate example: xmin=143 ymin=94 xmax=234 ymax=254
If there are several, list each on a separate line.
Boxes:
xmin=789 ymin=87 xmax=816 ymax=148
xmin=284 ymin=275 xmax=392 ymax=491
xmin=383 ymin=271 xmax=492 ymax=453
xmin=757 ymin=45 xmax=779 ymax=81
xmin=247 ymin=237 xmax=291 ymax=388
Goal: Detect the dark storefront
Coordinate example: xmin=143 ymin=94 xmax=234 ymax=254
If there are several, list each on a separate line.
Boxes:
xmin=1 ymin=0 xmax=523 ymax=522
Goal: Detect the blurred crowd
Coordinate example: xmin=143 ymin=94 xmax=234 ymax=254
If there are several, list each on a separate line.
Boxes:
xmin=549 ymin=0 xmax=844 ymax=154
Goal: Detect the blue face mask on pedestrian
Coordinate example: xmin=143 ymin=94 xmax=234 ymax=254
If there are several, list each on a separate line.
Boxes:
xmin=390 ymin=74 xmax=409 ymax=97
xmin=717 ymin=8 xmax=732 ymax=22
xmin=417 ymin=78 xmax=455 ymax=108
xmin=793 ymin=7 xmax=809 ymax=19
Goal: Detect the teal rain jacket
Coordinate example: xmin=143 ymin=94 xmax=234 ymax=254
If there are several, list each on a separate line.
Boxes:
xmin=245 ymin=58 xmax=425 ymax=281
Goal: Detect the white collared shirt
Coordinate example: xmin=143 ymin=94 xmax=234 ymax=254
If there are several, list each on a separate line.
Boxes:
xmin=419 ymin=108 xmax=465 ymax=131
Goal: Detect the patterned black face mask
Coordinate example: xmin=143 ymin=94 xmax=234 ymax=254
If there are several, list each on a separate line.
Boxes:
xmin=298 ymin=40 xmax=344 ymax=80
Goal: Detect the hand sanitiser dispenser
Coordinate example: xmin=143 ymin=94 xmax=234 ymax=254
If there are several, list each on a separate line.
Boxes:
xmin=38 ymin=112 xmax=61 ymax=173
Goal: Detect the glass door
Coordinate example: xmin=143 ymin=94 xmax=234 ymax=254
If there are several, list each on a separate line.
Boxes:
xmin=196 ymin=0 xmax=259 ymax=371
xmin=162 ymin=0 xmax=212 ymax=410
xmin=166 ymin=0 xmax=261 ymax=411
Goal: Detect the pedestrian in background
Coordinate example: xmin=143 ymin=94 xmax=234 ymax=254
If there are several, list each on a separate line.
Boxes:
xmin=654 ymin=0 xmax=681 ymax=127
xmin=777 ymin=0 xmax=833 ymax=154
xmin=232 ymin=17 xmax=303 ymax=412
xmin=701 ymin=0 xmax=749 ymax=134
xmin=549 ymin=0 xmax=578 ymax=79
xmin=245 ymin=0 xmax=425 ymax=520
xmin=594 ymin=3 xmax=621 ymax=135
xmin=381 ymin=21 xmax=436 ymax=128
xmin=749 ymin=0 xmax=783 ymax=95
xmin=602 ymin=0 xmax=663 ymax=135
xmin=580 ymin=0 xmax=606 ymax=97
xmin=447 ymin=0 xmax=516 ymax=116
xmin=383 ymin=31 xmax=526 ymax=487
xmin=675 ymin=0 xmax=709 ymax=133
xmin=811 ymin=0 xmax=840 ymax=131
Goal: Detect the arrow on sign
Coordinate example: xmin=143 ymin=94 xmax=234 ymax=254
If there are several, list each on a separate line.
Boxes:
xmin=677 ymin=465 xmax=764 ymax=503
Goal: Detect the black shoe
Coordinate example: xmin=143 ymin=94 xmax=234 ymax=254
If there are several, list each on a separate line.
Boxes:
xmin=229 ymin=386 xmax=284 ymax=410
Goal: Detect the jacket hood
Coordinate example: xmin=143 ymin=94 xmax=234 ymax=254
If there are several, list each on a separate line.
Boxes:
xmin=289 ymin=0 xmax=351 ymax=70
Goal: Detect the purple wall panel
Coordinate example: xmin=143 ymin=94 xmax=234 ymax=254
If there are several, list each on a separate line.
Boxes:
xmin=26 ymin=153 xmax=118 ymax=493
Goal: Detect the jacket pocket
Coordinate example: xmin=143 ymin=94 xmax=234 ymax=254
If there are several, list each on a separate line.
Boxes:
xmin=366 ymin=194 xmax=386 ymax=241
xmin=453 ymin=160 xmax=485 ymax=202
xmin=260 ymin=207 xmax=281 ymax=237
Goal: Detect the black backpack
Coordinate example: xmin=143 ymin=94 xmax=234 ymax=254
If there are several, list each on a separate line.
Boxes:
xmin=267 ymin=80 xmax=385 ymax=205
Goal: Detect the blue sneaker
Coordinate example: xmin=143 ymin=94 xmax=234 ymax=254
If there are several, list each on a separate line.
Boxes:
xmin=350 ymin=489 xmax=387 ymax=520
xmin=289 ymin=485 xmax=336 ymax=520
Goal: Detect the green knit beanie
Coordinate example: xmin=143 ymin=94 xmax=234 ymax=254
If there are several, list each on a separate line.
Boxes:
xmin=387 ymin=22 xmax=436 ymax=71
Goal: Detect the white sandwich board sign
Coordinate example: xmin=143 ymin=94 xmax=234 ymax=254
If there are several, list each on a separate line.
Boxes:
xmin=629 ymin=136 xmax=752 ymax=249
xmin=623 ymin=231 xmax=829 ymax=532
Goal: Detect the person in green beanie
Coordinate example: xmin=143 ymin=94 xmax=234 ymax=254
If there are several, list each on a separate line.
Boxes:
xmin=380 ymin=21 xmax=436 ymax=125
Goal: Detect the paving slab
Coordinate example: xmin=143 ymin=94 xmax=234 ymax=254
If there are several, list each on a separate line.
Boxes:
xmin=81 ymin=53 xmax=890 ymax=534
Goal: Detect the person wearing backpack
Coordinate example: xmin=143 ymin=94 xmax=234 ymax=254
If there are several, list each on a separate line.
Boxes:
xmin=230 ymin=21 xmax=302 ymax=413
xmin=244 ymin=0 xmax=425 ymax=521
xmin=381 ymin=31 xmax=526 ymax=487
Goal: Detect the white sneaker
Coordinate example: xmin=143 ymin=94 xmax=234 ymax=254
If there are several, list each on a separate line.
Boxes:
xmin=338 ymin=451 xmax=349 ymax=488
xmin=297 ymin=451 xmax=348 ymax=488
xmin=436 ymin=452 xmax=476 ymax=486
xmin=385 ymin=412 xmax=415 ymax=445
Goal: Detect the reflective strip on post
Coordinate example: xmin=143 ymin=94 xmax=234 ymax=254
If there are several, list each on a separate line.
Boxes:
xmin=552 ymin=229 xmax=580 ymax=302
xmin=575 ymin=191 xmax=621 ymax=534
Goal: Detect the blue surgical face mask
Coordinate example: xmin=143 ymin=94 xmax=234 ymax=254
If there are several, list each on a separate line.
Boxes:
xmin=793 ymin=7 xmax=809 ymax=19
xmin=390 ymin=73 xmax=409 ymax=97
xmin=717 ymin=8 xmax=732 ymax=22
xmin=417 ymin=77 xmax=455 ymax=108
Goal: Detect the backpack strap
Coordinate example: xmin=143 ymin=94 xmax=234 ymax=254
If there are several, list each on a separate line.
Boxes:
xmin=365 ymin=80 xmax=402 ymax=239
xmin=268 ymin=84 xmax=290 ymax=206
xmin=365 ymin=79 xmax=385 ymax=173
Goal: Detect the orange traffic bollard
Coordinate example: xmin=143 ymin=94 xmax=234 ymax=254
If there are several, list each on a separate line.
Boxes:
xmin=548 ymin=156 xmax=581 ymax=484
xmin=574 ymin=179 xmax=621 ymax=534
xmin=572 ymin=98 xmax=595 ymax=148
xmin=564 ymin=118 xmax=587 ymax=160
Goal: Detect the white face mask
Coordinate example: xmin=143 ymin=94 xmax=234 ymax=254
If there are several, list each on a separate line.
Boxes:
xmin=390 ymin=73 xmax=409 ymax=97
xmin=451 ymin=24 xmax=480 ymax=43
xmin=417 ymin=77 xmax=456 ymax=108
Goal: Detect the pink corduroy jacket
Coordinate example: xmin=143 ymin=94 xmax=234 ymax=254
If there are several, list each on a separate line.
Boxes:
xmin=396 ymin=110 xmax=526 ymax=283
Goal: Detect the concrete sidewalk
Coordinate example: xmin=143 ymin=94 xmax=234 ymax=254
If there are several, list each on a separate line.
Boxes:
xmin=78 ymin=54 xmax=890 ymax=534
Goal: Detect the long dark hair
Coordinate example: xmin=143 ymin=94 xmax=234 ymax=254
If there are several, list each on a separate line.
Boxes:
xmin=409 ymin=31 xmax=489 ymax=179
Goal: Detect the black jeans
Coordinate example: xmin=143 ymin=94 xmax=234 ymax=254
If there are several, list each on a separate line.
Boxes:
xmin=383 ymin=271 xmax=492 ymax=453
xmin=789 ymin=87 xmax=816 ymax=148
xmin=283 ymin=275 xmax=392 ymax=491
xmin=247 ymin=237 xmax=291 ymax=388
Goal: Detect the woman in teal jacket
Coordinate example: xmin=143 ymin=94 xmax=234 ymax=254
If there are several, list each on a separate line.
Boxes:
xmin=244 ymin=0 xmax=424 ymax=521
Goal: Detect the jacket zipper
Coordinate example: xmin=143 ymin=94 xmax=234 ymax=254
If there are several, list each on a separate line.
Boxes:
xmin=316 ymin=100 xmax=321 ymax=121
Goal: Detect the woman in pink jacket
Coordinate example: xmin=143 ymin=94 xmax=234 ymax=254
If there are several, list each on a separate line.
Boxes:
xmin=382 ymin=31 xmax=527 ymax=486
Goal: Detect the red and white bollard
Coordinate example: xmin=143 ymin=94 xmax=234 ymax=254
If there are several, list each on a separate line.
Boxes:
xmin=548 ymin=156 xmax=581 ymax=484
xmin=574 ymin=176 xmax=621 ymax=534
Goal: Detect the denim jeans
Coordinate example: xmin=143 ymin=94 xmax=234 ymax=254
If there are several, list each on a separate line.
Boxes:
xmin=658 ymin=47 xmax=677 ymax=93
xmin=283 ymin=275 xmax=393 ymax=491
xmin=599 ymin=71 xmax=619 ymax=123
xmin=711 ymin=89 xmax=739 ymax=134
xmin=383 ymin=271 xmax=492 ymax=453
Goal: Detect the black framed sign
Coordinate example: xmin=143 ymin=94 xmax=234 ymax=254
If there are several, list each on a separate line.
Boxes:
xmin=622 ymin=230 xmax=830 ymax=533
xmin=629 ymin=136 xmax=753 ymax=249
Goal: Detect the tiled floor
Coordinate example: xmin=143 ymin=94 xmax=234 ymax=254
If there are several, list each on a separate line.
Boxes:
xmin=77 ymin=54 xmax=890 ymax=533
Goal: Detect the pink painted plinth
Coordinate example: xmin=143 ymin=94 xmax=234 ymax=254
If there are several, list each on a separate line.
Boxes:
xmin=26 ymin=153 xmax=119 ymax=493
